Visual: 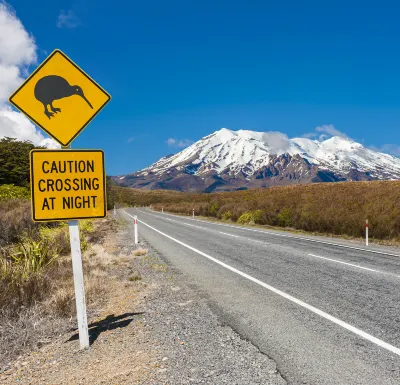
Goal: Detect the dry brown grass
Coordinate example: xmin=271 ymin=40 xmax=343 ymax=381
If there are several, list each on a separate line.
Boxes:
xmin=0 ymin=214 xmax=119 ymax=366
xmin=0 ymin=199 xmax=38 ymax=246
xmin=133 ymin=248 xmax=148 ymax=256
xmin=113 ymin=181 xmax=400 ymax=241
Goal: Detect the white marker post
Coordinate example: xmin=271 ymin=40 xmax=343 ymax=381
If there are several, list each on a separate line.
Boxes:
xmin=366 ymin=219 xmax=369 ymax=246
xmin=134 ymin=215 xmax=138 ymax=244
xmin=193 ymin=208 xmax=195 ymax=218
xmin=162 ymin=207 xmax=164 ymax=213
xmin=69 ymin=220 xmax=90 ymax=349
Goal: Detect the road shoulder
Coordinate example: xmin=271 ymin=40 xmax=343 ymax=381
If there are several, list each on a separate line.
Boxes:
xmin=1 ymin=217 xmax=285 ymax=385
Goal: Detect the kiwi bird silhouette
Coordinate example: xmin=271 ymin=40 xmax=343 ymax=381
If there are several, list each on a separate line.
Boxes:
xmin=34 ymin=75 xmax=93 ymax=119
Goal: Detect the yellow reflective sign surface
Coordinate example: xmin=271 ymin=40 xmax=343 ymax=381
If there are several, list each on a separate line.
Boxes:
xmin=10 ymin=50 xmax=111 ymax=146
xmin=30 ymin=150 xmax=106 ymax=222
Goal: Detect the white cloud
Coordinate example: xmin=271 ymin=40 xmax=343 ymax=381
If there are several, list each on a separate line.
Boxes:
xmin=0 ymin=2 xmax=59 ymax=147
xmin=261 ymin=131 xmax=291 ymax=153
xmin=302 ymin=125 xmax=350 ymax=142
xmin=57 ymin=9 xmax=81 ymax=29
xmin=0 ymin=3 xmax=36 ymax=67
xmin=0 ymin=107 xmax=59 ymax=148
xmin=371 ymin=144 xmax=400 ymax=157
xmin=0 ymin=2 xmax=36 ymax=105
xmin=166 ymin=138 xmax=193 ymax=148
xmin=302 ymin=132 xmax=318 ymax=139
xmin=315 ymin=124 xmax=348 ymax=139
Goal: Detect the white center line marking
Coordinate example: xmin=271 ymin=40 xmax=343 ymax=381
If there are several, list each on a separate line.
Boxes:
xmin=146 ymin=209 xmax=400 ymax=258
xmin=308 ymin=253 xmax=400 ymax=278
xmin=124 ymin=210 xmax=400 ymax=357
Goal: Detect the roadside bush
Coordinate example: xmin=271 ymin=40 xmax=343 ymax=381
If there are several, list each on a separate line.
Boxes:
xmin=0 ymin=184 xmax=30 ymax=200
xmin=276 ymin=207 xmax=293 ymax=227
xmin=221 ymin=210 xmax=232 ymax=221
xmin=209 ymin=202 xmax=220 ymax=216
xmin=237 ymin=210 xmax=263 ymax=225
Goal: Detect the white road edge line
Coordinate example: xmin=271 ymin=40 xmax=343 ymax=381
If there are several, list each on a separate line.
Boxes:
xmin=124 ymin=210 xmax=400 ymax=357
xmin=308 ymin=253 xmax=400 ymax=278
xmin=146 ymin=209 xmax=400 ymax=258
xmin=219 ymin=231 xmax=240 ymax=237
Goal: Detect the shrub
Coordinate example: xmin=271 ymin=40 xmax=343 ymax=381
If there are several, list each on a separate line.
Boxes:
xmin=237 ymin=210 xmax=263 ymax=225
xmin=0 ymin=184 xmax=30 ymax=200
xmin=277 ymin=207 xmax=293 ymax=227
xmin=221 ymin=210 xmax=232 ymax=221
xmin=209 ymin=202 xmax=220 ymax=216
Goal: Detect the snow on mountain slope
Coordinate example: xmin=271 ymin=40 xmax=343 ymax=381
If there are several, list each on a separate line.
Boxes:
xmin=138 ymin=128 xmax=400 ymax=180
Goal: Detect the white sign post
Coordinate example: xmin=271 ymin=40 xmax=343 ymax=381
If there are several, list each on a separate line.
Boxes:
xmin=193 ymin=208 xmax=195 ymax=218
xmin=134 ymin=215 xmax=138 ymax=244
xmin=69 ymin=219 xmax=90 ymax=349
xmin=366 ymin=219 xmax=369 ymax=246
xmin=62 ymin=144 xmax=89 ymax=350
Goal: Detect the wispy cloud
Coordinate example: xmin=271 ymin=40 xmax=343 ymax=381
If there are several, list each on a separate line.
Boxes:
xmin=57 ymin=9 xmax=81 ymax=29
xmin=166 ymin=138 xmax=193 ymax=148
xmin=316 ymin=124 xmax=348 ymax=139
xmin=302 ymin=132 xmax=318 ymax=139
xmin=371 ymin=144 xmax=400 ymax=157
xmin=302 ymin=124 xmax=350 ymax=141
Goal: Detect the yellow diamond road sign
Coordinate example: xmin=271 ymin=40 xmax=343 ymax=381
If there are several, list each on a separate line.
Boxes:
xmin=30 ymin=149 xmax=106 ymax=222
xmin=9 ymin=50 xmax=111 ymax=147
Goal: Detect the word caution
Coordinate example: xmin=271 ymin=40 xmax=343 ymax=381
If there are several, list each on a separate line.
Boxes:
xmin=30 ymin=149 xmax=106 ymax=221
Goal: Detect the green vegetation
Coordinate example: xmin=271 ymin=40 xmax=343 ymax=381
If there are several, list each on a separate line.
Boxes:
xmin=237 ymin=210 xmax=263 ymax=225
xmin=112 ymin=181 xmax=400 ymax=241
xmin=106 ymin=176 xmax=116 ymax=210
xmin=0 ymin=137 xmax=41 ymax=187
xmin=0 ymin=212 xmax=95 ymax=312
xmin=0 ymin=184 xmax=30 ymax=200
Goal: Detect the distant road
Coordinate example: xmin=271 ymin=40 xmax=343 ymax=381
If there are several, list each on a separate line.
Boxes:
xmin=123 ymin=207 xmax=400 ymax=385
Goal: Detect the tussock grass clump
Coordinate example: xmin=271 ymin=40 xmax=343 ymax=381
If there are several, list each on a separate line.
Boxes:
xmin=0 ymin=237 xmax=59 ymax=311
xmin=113 ymin=181 xmax=400 ymax=241
xmin=133 ymin=248 xmax=148 ymax=256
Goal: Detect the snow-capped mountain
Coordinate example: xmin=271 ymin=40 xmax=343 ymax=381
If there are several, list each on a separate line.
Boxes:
xmin=114 ymin=128 xmax=400 ymax=192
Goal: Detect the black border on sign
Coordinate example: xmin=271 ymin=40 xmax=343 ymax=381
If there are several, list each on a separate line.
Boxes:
xmin=9 ymin=49 xmax=111 ymax=147
xmin=30 ymin=149 xmax=107 ymax=222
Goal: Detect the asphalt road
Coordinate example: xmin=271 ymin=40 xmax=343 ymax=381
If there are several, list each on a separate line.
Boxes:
xmin=122 ymin=207 xmax=400 ymax=385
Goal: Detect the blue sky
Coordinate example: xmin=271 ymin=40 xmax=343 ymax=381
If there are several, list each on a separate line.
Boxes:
xmin=5 ymin=0 xmax=400 ymax=175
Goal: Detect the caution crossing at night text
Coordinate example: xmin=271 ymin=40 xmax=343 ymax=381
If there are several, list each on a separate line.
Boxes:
xmin=30 ymin=149 xmax=106 ymax=222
